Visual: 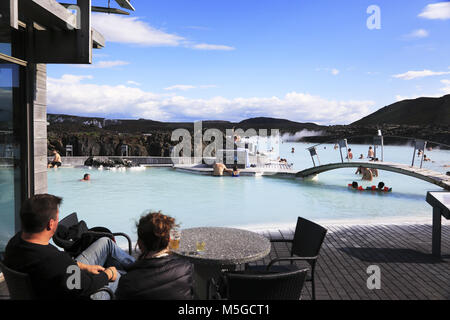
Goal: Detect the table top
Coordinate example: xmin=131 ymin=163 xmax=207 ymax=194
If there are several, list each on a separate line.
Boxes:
xmin=171 ymin=227 xmax=271 ymax=265
xmin=426 ymin=191 xmax=450 ymax=219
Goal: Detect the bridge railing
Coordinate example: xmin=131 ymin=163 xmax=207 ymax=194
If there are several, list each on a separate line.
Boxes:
xmin=304 ymin=134 xmax=450 ymax=173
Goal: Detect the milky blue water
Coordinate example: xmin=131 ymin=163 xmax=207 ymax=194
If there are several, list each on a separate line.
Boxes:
xmin=47 ymin=142 xmax=449 ymax=246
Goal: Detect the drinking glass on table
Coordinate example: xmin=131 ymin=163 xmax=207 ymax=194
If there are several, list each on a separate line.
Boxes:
xmin=196 ymin=240 xmax=206 ymax=253
xmin=169 ymin=227 xmax=181 ymax=250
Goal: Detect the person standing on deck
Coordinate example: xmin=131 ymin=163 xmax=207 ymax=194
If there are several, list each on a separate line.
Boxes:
xmin=48 ymin=150 xmax=62 ymax=168
xmin=368 ymin=146 xmax=375 ymax=159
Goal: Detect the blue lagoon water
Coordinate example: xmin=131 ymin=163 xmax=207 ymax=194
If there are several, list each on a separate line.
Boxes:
xmin=48 ymin=142 xmax=449 ymax=245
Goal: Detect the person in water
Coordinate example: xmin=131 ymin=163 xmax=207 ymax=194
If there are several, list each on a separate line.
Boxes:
xmin=81 ymin=173 xmax=91 ymax=181
xmin=231 ymin=164 xmax=240 ymax=177
xmin=349 ymin=181 xmax=364 ymax=190
xmin=213 ymin=162 xmax=233 ymax=176
xmin=346 ymin=148 xmax=353 ymax=160
xmin=359 ymin=154 xmax=364 ymax=159
xmin=362 ymin=167 xmax=373 ymax=181
xmin=366 ymin=181 xmax=392 ymax=192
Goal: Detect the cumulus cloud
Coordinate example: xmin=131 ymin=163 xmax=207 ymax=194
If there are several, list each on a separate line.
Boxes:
xmin=91 ymin=13 xmax=234 ymax=51
xmin=392 ymin=69 xmax=450 ymax=80
xmin=47 ymin=75 xmax=375 ymax=125
xmin=418 ymin=2 xmax=450 ymax=20
xmin=126 ymin=80 xmax=141 ymax=86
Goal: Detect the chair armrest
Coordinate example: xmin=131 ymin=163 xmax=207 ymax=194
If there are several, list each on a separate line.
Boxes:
xmin=267 ymin=256 xmax=318 ymax=270
xmin=92 ymin=287 xmax=115 ymax=300
xmin=112 ymin=233 xmax=133 ymax=255
xmin=84 ymin=231 xmax=133 ymax=255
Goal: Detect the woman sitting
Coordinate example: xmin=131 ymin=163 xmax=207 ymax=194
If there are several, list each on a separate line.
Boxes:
xmin=116 ymin=212 xmax=194 ymax=300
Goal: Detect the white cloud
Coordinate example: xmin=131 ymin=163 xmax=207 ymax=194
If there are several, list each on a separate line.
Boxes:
xmin=92 ymin=14 xmax=184 ymax=47
xmin=440 ymin=79 xmax=450 ymax=94
xmin=419 ymin=2 xmax=450 ymax=20
xmin=127 ymin=80 xmax=141 ymax=86
xmin=47 ymin=75 xmax=375 ymax=125
xmin=392 ymin=69 xmax=450 ymax=80
xmin=395 ymin=80 xmax=450 ymax=101
xmin=331 ymin=68 xmax=339 ymax=76
xmin=404 ymin=29 xmax=429 ymax=38
xmin=189 ymin=43 xmax=235 ymax=51
xmin=91 ymin=13 xmax=234 ymax=51
xmin=75 ymin=60 xmax=130 ymax=69
xmin=164 ymin=84 xmax=217 ymax=91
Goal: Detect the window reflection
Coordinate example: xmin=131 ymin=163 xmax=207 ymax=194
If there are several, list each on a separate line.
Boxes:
xmin=0 ymin=61 xmax=21 ymax=251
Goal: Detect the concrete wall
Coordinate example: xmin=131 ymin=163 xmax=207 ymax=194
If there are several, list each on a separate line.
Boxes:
xmin=34 ymin=64 xmax=47 ymax=194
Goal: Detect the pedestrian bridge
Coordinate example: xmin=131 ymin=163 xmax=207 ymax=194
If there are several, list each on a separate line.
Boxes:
xmin=296 ymin=161 xmax=450 ymax=190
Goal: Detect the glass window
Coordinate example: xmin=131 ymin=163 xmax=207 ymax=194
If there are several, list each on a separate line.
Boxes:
xmin=0 ymin=7 xmax=12 ymax=56
xmin=0 ymin=60 xmax=22 ymax=251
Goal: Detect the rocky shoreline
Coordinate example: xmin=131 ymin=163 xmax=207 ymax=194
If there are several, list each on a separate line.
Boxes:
xmin=47 ymin=123 xmax=450 ymax=157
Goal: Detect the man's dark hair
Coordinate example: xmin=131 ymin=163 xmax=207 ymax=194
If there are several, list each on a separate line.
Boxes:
xmin=20 ymin=194 xmax=63 ymax=233
xmin=378 ymin=182 xmax=385 ymax=189
xmin=352 ymin=181 xmax=358 ymax=188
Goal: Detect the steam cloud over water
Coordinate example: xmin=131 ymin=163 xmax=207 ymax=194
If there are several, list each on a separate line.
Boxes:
xmin=282 ymin=130 xmax=324 ymax=142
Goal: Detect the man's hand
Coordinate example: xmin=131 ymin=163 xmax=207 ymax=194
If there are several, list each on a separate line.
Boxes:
xmin=77 ymin=261 xmax=105 ymax=274
xmin=104 ymin=267 xmax=118 ymax=282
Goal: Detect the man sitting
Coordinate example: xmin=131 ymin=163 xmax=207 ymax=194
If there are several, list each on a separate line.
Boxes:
xmin=3 ymin=194 xmax=135 ymax=300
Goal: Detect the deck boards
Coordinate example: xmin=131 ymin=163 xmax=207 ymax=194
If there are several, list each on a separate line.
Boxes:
xmin=245 ymin=223 xmax=450 ymax=300
xmin=1 ymin=223 xmax=448 ymax=300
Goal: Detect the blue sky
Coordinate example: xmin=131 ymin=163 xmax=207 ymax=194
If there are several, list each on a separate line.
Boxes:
xmin=47 ymin=0 xmax=450 ymax=124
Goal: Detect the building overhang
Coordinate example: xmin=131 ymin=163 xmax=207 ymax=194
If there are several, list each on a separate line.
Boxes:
xmin=14 ymin=0 xmax=115 ymax=63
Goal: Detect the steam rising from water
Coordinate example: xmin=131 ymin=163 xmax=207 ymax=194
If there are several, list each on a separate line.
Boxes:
xmin=282 ymin=130 xmax=323 ymax=142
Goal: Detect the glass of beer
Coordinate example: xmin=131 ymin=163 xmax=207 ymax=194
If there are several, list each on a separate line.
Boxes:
xmin=169 ymin=228 xmax=181 ymax=250
xmin=196 ymin=240 xmax=206 ymax=253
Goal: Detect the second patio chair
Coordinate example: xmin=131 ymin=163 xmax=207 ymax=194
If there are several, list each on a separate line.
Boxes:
xmin=216 ymin=268 xmax=308 ymax=300
xmin=245 ymin=217 xmax=327 ymax=300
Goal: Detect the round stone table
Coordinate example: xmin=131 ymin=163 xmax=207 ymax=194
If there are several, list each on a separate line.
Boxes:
xmin=171 ymin=227 xmax=271 ymax=299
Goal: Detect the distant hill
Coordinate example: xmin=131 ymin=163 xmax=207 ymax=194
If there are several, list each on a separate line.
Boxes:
xmin=47 ymin=114 xmax=323 ymax=133
xmin=352 ymin=94 xmax=450 ymax=126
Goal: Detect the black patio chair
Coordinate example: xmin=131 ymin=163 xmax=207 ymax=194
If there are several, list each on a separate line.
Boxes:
xmin=0 ymin=260 xmax=114 ymax=300
xmin=216 ymin=268 xmax=308 ymax=300
xmin=245 ymin=217 xmax=327 ymax=300
xmin=52 ymin=212 xmax=133 ymax=256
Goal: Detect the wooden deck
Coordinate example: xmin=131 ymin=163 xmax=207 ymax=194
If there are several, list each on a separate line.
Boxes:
xmin=1 ymin=222 xmax=448 ymax=300
xmin=248 ymin=223 xmax=450 ymax=300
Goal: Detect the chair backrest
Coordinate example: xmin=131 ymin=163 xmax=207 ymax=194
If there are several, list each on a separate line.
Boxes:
xmin=291 ymin=217 xmax=328 ymax=259
xmin=0 ymin=260 xmax=35 ymax=300
xmin=225 ymin=268 xmax=308 ymax=300
xmin=52 ymin=212 xmax=78 ymax=249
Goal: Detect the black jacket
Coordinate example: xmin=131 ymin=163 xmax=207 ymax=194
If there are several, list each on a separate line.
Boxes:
xmin=116 ymin=254 xmax=194 ymax=300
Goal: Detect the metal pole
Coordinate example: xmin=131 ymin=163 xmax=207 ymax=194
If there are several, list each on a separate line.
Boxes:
xmin=411 ymin=145 xmax=416 ymax=167
xmin=381 ymin=136 xmax=384 ymax=162
xmin=420 ymin=141 xmax=427 ymax=169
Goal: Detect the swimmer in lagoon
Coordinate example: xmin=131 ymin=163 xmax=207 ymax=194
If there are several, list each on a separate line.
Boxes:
xmin=81 ymin=173 xmax=91 ymax=181
xmin=213 ymin=163 xmax=233 ymax=176
xmin=231 ymin=164 xmax=240 ymax=177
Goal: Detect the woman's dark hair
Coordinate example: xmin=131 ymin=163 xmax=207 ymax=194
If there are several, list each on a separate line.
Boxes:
xmin=136 ymin=211 xmax=177 ymax=258
xmin=83 ymin=173 xmax=90 ymax=179
xmin=20 ymin=194 xmax=62 ymax=233
xmin=352 ymin=181 xmax=358 ymax=188
xmin=378 ymin=182 xmax=385 ymax=189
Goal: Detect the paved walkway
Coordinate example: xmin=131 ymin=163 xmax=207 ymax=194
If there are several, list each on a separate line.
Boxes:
xmin=249 ymin=223 xmax=450 ymax=300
